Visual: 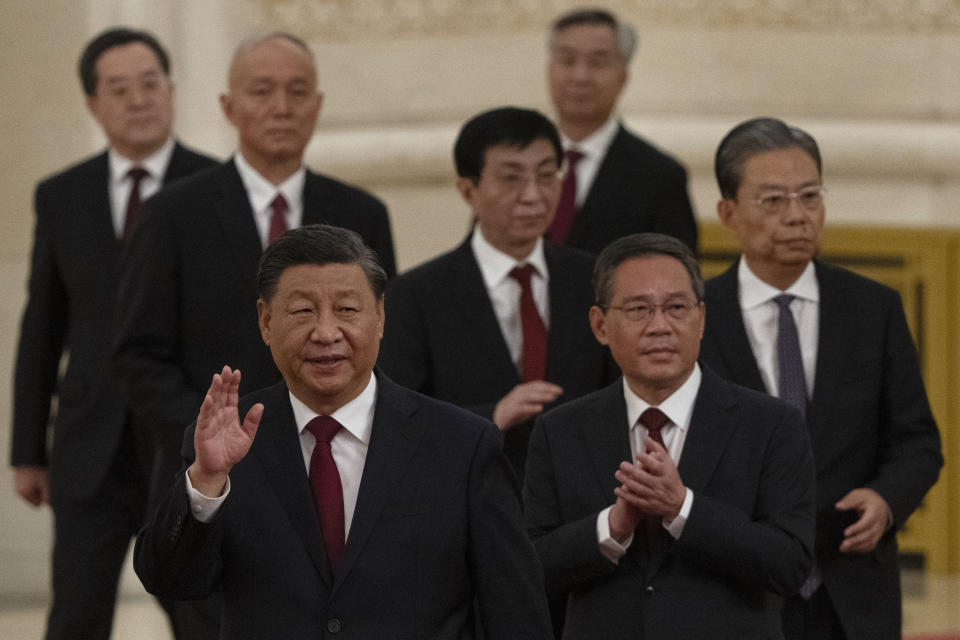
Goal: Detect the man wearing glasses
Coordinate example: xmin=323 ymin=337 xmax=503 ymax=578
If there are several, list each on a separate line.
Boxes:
xmin=523 ymin=232 xmax=816 ymax=639
xmin=700 ymin=117 xmax=942 ymax=639
xmin=378 ymin=107 xmax=616 ymax=482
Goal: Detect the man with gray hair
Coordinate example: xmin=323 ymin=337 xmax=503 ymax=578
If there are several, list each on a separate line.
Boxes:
xmin=545 ymin=8 xmax=697 ymax=255
xmin=700 ymin=117 xmax=942 ymax=639
xmin=524 ymin=232 xmax=816 ymax=638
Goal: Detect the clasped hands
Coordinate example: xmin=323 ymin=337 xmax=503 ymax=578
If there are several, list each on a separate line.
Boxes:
xmin=187 ymin=365 xmax=264 ymax=498
xmin=608 ymin=436 xmax=686 ymax=543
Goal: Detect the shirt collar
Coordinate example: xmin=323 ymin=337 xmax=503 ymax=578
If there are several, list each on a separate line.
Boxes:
xmin=289 ymin=372 xmax=377 ymax=445
xmin=233 ymin=150 xmax=306 ymax=214
xmin=470 ymin=228 xmax=549 ymax=289
xmin=623 ymin=363 xmax=702 ymax=433
xmin=561 ymin=114 xmax=620 ymax=159
xmin=737 ymin=259 xmax=819 ymax=310
xmin=108 ymin=137 xmax=175 ymax=185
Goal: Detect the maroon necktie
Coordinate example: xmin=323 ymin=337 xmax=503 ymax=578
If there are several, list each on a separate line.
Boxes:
xmin=122 ymin=167 xmax=150 ymax=243
xmin=639 ymin=408 xmax=669 ymax=540
xmin=307 ymin=416 xmax=345 ymax=573
xmin=268 ymin=193 xmax=288 ymax=244
xmin=509 ymin=264 xmax=548 ymax=382
xmin=547 ymin=149 xmax=584 ymax=244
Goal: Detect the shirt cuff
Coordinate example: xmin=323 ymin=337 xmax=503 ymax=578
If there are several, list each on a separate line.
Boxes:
xmin=664 ymin=488 xmax=694 ymax=539
xmin=185 ymin=470 xmax=230 ymax=523
xmin=597 ymin=506 xmax=633 ymax=564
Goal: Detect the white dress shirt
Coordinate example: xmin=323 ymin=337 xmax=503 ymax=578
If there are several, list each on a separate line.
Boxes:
xmin=107 ymin=137 xmax=175 ymax=237
xmin=737 ymin=259 xmax=819 ymax=398
xmin=470 ymin=230 xmax=550 ymax=370
xmin=187 ymin=374 xmax=377 ymax=541
xmin=560 ymin=115 xmax=620 ymax=208
xmin=597 ymin=365 xmax=701 ymax=563
xmin=233 ymin=151 xmax=306 ymax=248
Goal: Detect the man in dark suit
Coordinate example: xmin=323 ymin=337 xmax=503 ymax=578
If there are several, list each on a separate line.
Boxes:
xmin=378 ymin=107 xmax=616 ymax=480
xmin=699 ymin=117 xmax=943 ymax=640
xmin=133 ymin=224 xmax=552 ymax=639
xmin=545 ymin=8 xmax=697 ymax=255
xmin=524 ymin=233 xmax=816 ymax=639
xmin=9 ymin=28 xmax=216 ymax=640
xmin=114 ymin=33 xmax=395 ymax=527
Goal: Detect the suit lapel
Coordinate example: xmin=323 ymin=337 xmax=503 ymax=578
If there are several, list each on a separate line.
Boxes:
xmin=250 ymin=384 xmax=333 ymax=587
xmin=705 ymin=263 xmax=766 ymax=392
xmin=86 ymin=153 xmax=123 ymax=262
xmin=212 ymin=159 xmax=263 ymax=299
xmin=571 ymin=127 xmax=628 ymax=236
xmin=807 ymin=262 xmax=847 ymax=438
xmin=334 ymin=374 xmax=424 ymax=589
xmin=581 ymin=382 xmax=632 ymax=503
xmin=447 ymin=239 xmax=521 ymax=383
xmin=302 ymin=170 xmax=330 ymax=225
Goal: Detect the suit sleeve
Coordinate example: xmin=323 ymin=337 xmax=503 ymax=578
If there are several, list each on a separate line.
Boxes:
xmin=11 ymin=184 xmax=68 ymax=467
xmin=523 ymin=416 xmax=620 ymax=599
xmin=649 ymin=161 xmax=698 ymax=255
xmin=113 ymin=196 xmax=204 ymax=448
xmin=469 ymin=424 xmax=553 ymax=639
xmin=674 ymin=405 xmax=816 ymax=596
xmin=134 ymin=471 xmax=225 ymax=600
xmin=866 ymin=292 xmax=943 ymax=526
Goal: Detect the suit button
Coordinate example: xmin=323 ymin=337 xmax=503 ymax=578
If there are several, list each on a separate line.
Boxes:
xmin=326 ymin=618 xmax=342 ymax=633
xmin=645 ymin=585 xmax=655 ymax=593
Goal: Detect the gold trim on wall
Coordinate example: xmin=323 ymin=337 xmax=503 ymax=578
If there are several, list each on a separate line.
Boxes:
xmin=257 ymin=0 xmax=960 ymax=40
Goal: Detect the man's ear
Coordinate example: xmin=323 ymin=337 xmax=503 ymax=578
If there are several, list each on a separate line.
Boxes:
xmin=256 ymin=298 xmax=271 ymax=346
xmin=589 ymin=305 xmax=609 ymax=346
xmin=456 ymin=177 xmax=476 ymax=208
xmin=717 ymin=197 xmax=736 ymax=228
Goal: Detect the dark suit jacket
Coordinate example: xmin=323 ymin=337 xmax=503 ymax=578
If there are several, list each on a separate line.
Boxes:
xmin=10 ymin=143 xmax=217 ymax=501
xmin=134 ymin=373 xmax=552 ymax=640
xmin=564 ymin=125 xmax=698 ymax=255
xmin=699 ymin=260 xmax=943 ymax=640
xmin=113 ymin=158 xmax=395 ymax=493
xmin=377 ymin=237 xmax=618 ymax=477
xmin=523 ymin=367 xmax=816 ymax=640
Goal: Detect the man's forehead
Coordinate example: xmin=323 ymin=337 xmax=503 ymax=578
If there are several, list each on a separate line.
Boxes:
xmin=97 ymin=43 xmax=164 ymax=76
xmin=612 ymin=255 xmax=694 ymax=294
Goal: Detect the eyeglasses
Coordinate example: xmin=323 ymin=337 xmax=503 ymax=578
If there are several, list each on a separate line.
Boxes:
xmin=748 ymin=185 xmax=826 ymax=216
xmin=488 ymin=169 xmax=561 ymax=193
xmin=605 ymin=300 xmax=699 ymax=323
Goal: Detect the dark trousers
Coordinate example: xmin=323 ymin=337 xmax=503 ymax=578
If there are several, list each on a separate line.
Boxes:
xmin=782 ymin=587 xmax=847 ymax=640
xmin=44 ymin=424 xmax=219 ymax=640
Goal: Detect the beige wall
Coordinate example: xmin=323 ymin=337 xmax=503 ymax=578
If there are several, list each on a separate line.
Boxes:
xmin=1 ymin=0 xmax=959 ymax=598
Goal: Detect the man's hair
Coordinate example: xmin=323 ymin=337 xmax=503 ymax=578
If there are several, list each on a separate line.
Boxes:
xmin=230 ymin=31 xmax=316 ymax=74
xmin=593 ymin=233 xmax=704 ymax=308
xmin=549 ymin=8 xmax=637 ymax=62
xmin=715 ymin=117 xmax=822 ymax=199
xmin=257 ymin=224 xmax=387 ymax=302
xmin=78 ymin=27 xmax=170 ymax=96
xmin=453 ymin=107 xmax=563 ymax=181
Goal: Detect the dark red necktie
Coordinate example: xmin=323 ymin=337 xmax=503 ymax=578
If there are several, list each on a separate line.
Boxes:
xmin=122 ymin=167 xmax=150 ymax=243
xmin=268 ymin=193 xmax=288 ymax=244
xmin=306 ymin=416 xmax=345 ymax=573
xmin=547 ymin=149 xmax=584 ymax=244
xmin=509 ymin=264 xmax=548 ymax=382
xmin=639 ymin=408 xmax=669 ymax=540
